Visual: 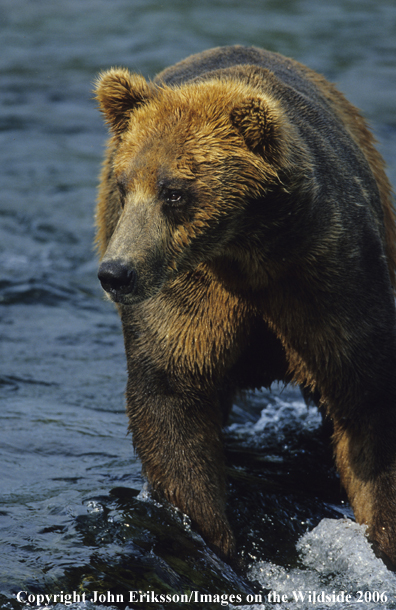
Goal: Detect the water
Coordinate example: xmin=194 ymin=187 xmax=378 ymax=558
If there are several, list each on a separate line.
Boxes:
xmin=1 ymin=0 xmax=396 ymax=608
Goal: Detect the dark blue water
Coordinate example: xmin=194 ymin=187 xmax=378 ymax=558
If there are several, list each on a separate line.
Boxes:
xmin=1 ymin=1 xmax=396 ymax=608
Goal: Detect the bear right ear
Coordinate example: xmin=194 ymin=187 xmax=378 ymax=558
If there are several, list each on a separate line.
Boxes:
xmin=94 ymin=68 xmax=152 ymax=137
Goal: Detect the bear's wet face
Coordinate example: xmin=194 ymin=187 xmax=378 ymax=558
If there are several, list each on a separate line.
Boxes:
xmin=95 ymin=80 xmax=296 ymax=302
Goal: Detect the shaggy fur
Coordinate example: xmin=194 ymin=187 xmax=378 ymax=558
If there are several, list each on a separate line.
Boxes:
xmin=95 ymin=46 xmax=396 ymax=563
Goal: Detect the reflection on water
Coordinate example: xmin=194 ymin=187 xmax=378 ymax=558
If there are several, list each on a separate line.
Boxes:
xmin=1 ymin=0 xmax=396 ymax=608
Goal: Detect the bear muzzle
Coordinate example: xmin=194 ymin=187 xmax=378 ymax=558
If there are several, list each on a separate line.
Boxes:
xmin=98 ymin=260 xmax=137 ymax=303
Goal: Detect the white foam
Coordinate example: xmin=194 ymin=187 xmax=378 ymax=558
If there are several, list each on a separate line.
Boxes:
xmin=228 ymin=396 xmax=322 ymax=446
xmin=252 ymin=399 xmax=322 ymax=433
xmin=233 ymin=518 xmax=396 ymax=609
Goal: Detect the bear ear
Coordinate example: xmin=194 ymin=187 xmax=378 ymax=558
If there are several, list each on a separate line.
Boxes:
xmin=94 ymin=68 xmax=152 ymax=137
xmin=230 ymin=96 xmax=281 ymax=160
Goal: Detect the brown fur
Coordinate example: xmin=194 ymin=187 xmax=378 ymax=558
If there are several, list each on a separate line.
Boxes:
xmin=94 ymin=46 xmax=396 ymax=564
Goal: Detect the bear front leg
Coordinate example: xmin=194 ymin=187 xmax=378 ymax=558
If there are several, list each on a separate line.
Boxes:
xmin=125 ymin=372 xmax=236 ymax=560
xmin=333 ymin=411 xmax=396 ymax=566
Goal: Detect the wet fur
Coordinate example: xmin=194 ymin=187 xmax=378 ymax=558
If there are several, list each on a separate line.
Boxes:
xmin=95 ymin=46 xmax=396 ymax=563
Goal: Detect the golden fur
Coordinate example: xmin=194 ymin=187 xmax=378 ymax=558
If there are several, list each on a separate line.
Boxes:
xmin=94 ymin=46 xmax=396 ymax=564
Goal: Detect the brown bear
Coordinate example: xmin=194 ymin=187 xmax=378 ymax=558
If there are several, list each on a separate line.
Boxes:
xmin=94 ymin=45 xmax=396 ymax=565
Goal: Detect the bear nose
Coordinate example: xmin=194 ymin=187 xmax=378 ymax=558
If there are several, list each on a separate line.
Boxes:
xmin=98 ymin=260 xmax=136 ymax=295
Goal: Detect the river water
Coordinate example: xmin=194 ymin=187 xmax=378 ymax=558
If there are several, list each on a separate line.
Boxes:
xmin=1 ymin=1 xmax=396 ymax=609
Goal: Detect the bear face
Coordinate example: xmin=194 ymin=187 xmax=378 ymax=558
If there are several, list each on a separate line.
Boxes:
xmin=95 ymin=46 xmax=396 ymax=566
xmin=96 ymin=72 xmax=315 ymax=304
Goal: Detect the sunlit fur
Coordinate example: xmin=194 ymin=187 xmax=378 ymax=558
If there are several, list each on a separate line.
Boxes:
xmin=95 ymin=46 xmax=396 ymax=564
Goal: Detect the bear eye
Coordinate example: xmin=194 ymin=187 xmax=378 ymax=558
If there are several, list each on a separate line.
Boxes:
xmin=164 ymin=189 xmax=183 ymax=204
xmin=159 ymin=183 xmax=193 ymax=218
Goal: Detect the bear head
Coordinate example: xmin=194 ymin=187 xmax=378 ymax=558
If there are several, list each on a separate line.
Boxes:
xmin=95 ymin=68 xmax=306 ymax=304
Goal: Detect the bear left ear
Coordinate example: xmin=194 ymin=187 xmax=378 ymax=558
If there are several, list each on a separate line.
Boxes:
xmin=95 ymin=68 xmax=152 ymax=137
xmin=230 ymin=96 xmax=281 ymax=159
